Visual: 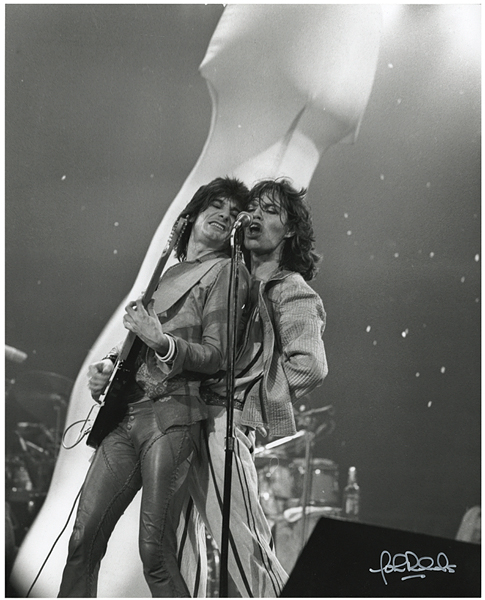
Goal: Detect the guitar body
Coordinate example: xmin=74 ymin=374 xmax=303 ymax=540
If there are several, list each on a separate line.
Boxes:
xmin=86 ymin=337 xmax=144 ymax=449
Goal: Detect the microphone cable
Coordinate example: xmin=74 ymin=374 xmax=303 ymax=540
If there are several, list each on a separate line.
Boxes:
xmin=25 ymin=484 xmax=83 ymax=597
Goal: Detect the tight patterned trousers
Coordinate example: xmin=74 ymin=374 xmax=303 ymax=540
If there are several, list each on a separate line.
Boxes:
xmin=59 ymin=399 xmax=200 ymax=598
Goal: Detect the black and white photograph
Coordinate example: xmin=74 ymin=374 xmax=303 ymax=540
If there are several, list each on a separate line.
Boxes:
xmin=5 ymin=4 xmax=481 ymax=597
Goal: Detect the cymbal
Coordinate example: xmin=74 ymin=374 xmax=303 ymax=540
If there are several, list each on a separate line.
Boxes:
xmin=14 ymin=370 xmax=74 ymax=397
xmin=9 ymin=370 xmax=73 ymax=429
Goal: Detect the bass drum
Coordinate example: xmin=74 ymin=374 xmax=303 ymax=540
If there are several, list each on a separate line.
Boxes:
xmin=291 ymin=458 xmax=340 ymax=506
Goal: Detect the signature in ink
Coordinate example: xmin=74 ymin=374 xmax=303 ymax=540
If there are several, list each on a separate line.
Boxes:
xmin=369 ymin=550 xmax=457 ymax=585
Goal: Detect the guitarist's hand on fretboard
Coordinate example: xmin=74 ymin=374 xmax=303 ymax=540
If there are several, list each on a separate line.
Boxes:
xmin=88 ymin=359 xmax=115 ymax=402
xmin=123 ymin=296 xmax=170 ymax=355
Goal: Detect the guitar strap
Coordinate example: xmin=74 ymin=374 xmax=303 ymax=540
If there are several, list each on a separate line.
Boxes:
xmin=151 ymin=257 xmax=225 ymax=315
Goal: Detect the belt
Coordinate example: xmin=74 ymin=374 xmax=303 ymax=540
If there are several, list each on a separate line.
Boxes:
xmin=200 ymin=389 xmax=244 ymax=411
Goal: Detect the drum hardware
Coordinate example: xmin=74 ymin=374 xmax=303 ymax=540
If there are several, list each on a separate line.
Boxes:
xmin=7 ymin=455 xmax=34 ymax=494
xmin=6 ymin=376 xmax=17 ymax=398
xmin=206 ymin=531 xmax=220 ymax=598
xmin=253 ymin=405 xmax=334 ymax=461
xmin=6 ymin=435 xmax=54 ymax=546
xmin=255 ymin=430 xmax=306 ymax=456
xmin=297 ymin=404 xmax=334 ymax=418
xmin=295 ymin=404 xmax=335 ymax=439
xmin=12 ymin=370 xmax=72 ymax=421
xmin=293 ymin=405 xmax=334 ymax=550
xmin=283 ymin=505 xmax=342 ymax=524
xmin=5 ymin=366 xmax=72 ymax=547
xmin=253 ymin=404 xmax=341 ymax=573
xmin=257 ymin=457 xmax=294 ymax=521
xmin=254 ymin=452 xmax=281 ymax=467
xmin=9 ymin=370 xmax=73 ymax=455
xmin=14 ymin=391 xmax=67 ymax=448
xmin=16 ymin=422 xmax=57 ymax=455
xmin=254 ymin=403 xmax=338 ymax=549
xmin=6 ymin=419 xmax=58 ymax=547
xmin=4 ymin=489 xmax=47 ymax=546
xmin=298 ymin=429 xmax=314 ymax=549
xmin=19 ymin=439 xmax=47 ymax=455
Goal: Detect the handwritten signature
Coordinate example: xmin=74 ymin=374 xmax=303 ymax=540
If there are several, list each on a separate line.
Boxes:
xmin=369 ymin=550 xmax=457 ymax=585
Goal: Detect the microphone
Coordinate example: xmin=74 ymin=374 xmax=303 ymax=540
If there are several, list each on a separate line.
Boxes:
xmin=232 ymin=212 xmax=252 ymax=230
xmin=5 ymin=345 xmax=28 ymax=363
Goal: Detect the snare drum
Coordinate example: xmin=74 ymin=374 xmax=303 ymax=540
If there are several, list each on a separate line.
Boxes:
xmin=292 ymin=458 xmax=339 ymax=506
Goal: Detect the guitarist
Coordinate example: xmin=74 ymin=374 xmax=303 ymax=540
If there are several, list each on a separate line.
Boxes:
xmin=58 ymin=177 xmax=251 ymax=598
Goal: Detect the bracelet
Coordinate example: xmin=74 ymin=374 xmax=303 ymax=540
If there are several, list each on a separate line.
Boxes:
xmin=155 ymin=334 xmax=176 ymax=363
xmin=156 ymin=335 xmax=175 ymax=362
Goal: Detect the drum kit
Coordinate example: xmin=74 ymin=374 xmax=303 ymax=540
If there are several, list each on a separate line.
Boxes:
xmin=5 ymin=347 xmax=73 ymax=546
xmin=254 ymin=404 xmax=341 ymax=573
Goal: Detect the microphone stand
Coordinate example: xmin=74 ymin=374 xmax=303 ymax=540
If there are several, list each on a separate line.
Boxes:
xmin=219 ymin=225 xmax=243 ymax=598
xmin=299 ymin=427 xmax=316 ymax=551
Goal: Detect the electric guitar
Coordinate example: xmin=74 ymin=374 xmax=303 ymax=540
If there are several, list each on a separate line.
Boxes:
xmin=86 ymin=216 xmax=188 ymax=448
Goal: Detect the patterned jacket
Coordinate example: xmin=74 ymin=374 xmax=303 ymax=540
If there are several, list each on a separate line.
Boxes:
xmin=240 ymin=269 xmax=328 ymax=437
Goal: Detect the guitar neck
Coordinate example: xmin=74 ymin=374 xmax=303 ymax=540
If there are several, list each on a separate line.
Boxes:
xmin=117 ymin=331 xmax=143 ymax=363
xmin=115 ymin=216 xmax=187 ymax=364
xmin=115 ymin=253 xmax=171 ymax=364
xmin=139 ymin=249 xmax=172 ymax=309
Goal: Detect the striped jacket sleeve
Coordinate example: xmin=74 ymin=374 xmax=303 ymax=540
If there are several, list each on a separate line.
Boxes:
xmin=272 ymin=275 xmax=328 ymax=401
xmin=164 ymin=260 xmax=251 ymax=377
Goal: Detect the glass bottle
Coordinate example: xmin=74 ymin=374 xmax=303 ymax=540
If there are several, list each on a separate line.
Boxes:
xmin=343 ymin=466 xmax=360 ymax=520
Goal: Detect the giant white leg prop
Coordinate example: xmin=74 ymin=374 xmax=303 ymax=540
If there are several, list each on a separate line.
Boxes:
xmin=11 ymin=5 xmax=381 ymax=597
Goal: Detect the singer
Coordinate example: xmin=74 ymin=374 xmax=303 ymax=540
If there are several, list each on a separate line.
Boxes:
xmin=58 ymin=177 xmax=251 ymax=598
xmin=179 ymin=178 xmax=328 ymax=597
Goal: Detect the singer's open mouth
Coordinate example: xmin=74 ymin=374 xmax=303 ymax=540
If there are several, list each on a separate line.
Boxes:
xmin=248 ymin=223 xmax=262 ymax=233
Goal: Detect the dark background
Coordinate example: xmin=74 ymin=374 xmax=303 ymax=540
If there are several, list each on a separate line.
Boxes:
xmin=6 ymin=5 xmax=480 ymax=541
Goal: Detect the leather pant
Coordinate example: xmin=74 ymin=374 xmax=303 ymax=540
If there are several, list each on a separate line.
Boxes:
xmin=58 ymin=399 xmax=201 ymax=598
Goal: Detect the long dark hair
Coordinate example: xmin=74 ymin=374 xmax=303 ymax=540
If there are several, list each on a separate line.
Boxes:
xmin=174 ymin=177 xmax=249 ymax=261
xmin=248 ymin=178 xmax=321 ymax=281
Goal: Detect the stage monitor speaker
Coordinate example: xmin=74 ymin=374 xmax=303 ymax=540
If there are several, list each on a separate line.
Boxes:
xmin=280 ymin=516 xmax=481 ymax=597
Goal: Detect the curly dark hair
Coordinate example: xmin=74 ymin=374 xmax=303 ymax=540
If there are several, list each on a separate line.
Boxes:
xmin=247 ymin=178 xmax=321 ymax=281
xmin=174 ymin=176 xmax=249 ymax=261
